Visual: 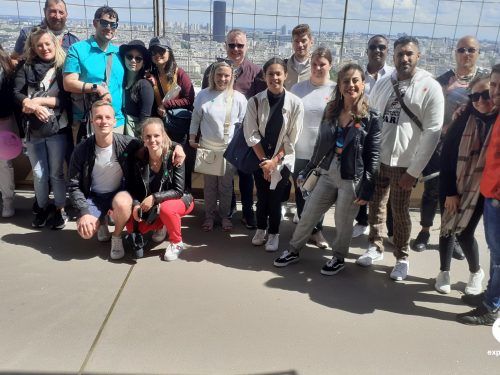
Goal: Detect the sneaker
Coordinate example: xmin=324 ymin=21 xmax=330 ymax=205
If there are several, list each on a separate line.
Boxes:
xmin=464 ymin=268 xmax=484 ymax=295
xmin=51 ymin=208 xmax=68 ymax=230
xmin=352 ymin=223 xmax=369 ymax=238
xmin=152 ymin=226 xmax=167 ymax=243
xmin=164 ymin=242 xmax=183 ymax=261
xmin=97 ymin=219 xmax=112 ymax=242
xmin=293 ymin=212 xmax=299 ymax=224
xmin=252 ymin=229 xmax=267 ymax=246
xmin=32 ymin=208 xmax=49 ymax=228
xmin=461 ymin=292 xmax=485 ymax=308
xmin=274 ymin=250 xmax=300 ymax=267
xmin=110 ymin=236 xmax=125 ymax=260
xmin=265 ymin=234 xmax=280 ymax=252
xmin=32 ymin=199 xmax=41 ymax=215
xmin=356 ymin=245 xmax=383 ymax=267
xmin=411 ymin=230 xmax=430 ymax=252
xmin=434 ymin=271 xmax=451 ymax=294
xmin=241 ymin=214 xmax=257 ymax=229
xmin=1 ymin=199 xmax=15 ymax=218
xmin=281 ymin=204 xmax=287 ymax=220
xmin=309 ymin=231 xmax=328 ymax=249
xmin=390 ymin=260 xmax=409 ymax=281
xmin=321 ymin=256 xmax=345 ymax=275
xmin=456 ymin=305 xmax=498 ymax=326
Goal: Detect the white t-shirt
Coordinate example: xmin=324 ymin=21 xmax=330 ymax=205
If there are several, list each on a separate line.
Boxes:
xmin=91 ymin=144 xmax=123 ymax=194
xmin=291 ymin=80 xmax=336 ymax=160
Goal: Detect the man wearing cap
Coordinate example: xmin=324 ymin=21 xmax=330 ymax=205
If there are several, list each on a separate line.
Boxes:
xmin=11 ymin=0 xmax=79 ymax=64
xmin=63 ymin=5 xmax=125 ymax=134
xmin=202 ymin=29 xmax=266 ymax=229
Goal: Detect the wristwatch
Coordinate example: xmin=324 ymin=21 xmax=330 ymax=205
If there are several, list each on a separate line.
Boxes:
xmin=91 ymin=83 xmax=98 ymax=92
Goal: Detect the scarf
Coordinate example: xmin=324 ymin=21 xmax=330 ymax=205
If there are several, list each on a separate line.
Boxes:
xmin=440 ymin=111 xmax=494 ymax=237
xmin=27 ymin=59 xmax=56 ymax=86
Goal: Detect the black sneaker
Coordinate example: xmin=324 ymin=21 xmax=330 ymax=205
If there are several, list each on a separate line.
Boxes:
xmin=411 ymin=230 xmax=430 ymax=252
xmin=461 ymin=292 xmax=485 ymax=307
xmin=452 ymin=238 xmax=465 ymax=260
xmin=321 ymin=256 xmax=345 ymax=275
xmin=51 ymin=209 xmax=68 ymax=230
xmin=456 ymin=305 xmax=498 ymax=326
xmin=32 ymin=208 xmax=49 ymax=228
xmin=241 ymin=214 xmax=257 ymax=230
xmin=274 ymin=250 xmax=300 ymax=267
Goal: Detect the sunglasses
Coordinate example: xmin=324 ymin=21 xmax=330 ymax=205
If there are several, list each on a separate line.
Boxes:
xmin=227 ymin=43 xmax=245 ymax=49
xmin=468 ymin=89 xmax=490 ymax=102
xmin=456 ymin=47 xmax=477 ymax=54
xmin=126 ymin=54 xmax=143 ymax=63
xmin=97 ymin=19 xmax=118 ymax=29
xmin=216 ymin=58 xmax=235 ymax=66
xmin=368 ymin=44 xmax=387 ymax=51
xmin=151 ymin=47 xmax=167 ymax=56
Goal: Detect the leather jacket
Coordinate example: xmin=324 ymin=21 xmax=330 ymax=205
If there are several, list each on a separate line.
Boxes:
xmin=301 ymin=109 xmax=381 ymax=201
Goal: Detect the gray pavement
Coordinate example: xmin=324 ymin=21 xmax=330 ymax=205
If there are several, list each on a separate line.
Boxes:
xmin=0 ymin=191 xmax=499 ymax=375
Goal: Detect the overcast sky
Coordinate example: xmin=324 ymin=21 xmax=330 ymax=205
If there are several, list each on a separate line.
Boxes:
xmin=2 ymin=0 xmax=499 ymax=41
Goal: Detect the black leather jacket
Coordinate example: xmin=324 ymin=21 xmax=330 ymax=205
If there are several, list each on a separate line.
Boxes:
xmin=127 ymin=145 xmax=192 ymax=208
xmin=302 ymin=109 xmax=381 ymax=201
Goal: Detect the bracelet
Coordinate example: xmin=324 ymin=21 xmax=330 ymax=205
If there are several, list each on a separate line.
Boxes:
xmin=81 ymin=83 xmax=86 ymax=93
xmin=260 ymin=157 xmax=268 ymax=162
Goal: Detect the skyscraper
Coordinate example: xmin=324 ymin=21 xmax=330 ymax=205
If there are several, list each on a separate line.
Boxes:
xmin=213 ymin=1 xmax=226 ymax=43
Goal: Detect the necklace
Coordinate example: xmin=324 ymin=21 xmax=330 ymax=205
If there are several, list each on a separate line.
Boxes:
xmin=454 ymin=66 xmax=477 ymax=84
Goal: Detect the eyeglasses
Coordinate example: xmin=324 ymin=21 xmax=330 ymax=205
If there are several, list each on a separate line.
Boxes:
xmin=468 ymin=89 xmax=490 ymax=102
xmin=126 ymin=54 xmax=143 ymax=63
xmin=456 ymin=47 xmax=478 ymax=54
xmin=368 ymin=44 xmax=387 ymax=51
xmin=97 ymin=19 xmax=118 ymax=29
xmin=216 ymin=58 xmax=235 ymax=66
xmin=227 ymin=43 xmax=245 ymax=50
xmin=151 ymin=47 xmax=167 ymax=56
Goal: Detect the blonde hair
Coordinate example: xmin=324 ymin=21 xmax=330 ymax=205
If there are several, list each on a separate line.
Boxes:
xmin=141 ymin=117 xmax=172 ymax=156
xmin=208 ymin=61 xmax=235 ymax=91
xmin=24 ymin=27 xmax=66 ymax=68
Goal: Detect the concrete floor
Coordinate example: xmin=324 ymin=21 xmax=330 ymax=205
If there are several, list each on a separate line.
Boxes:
xmin=0 ymin=192 xmax=498 ymax=375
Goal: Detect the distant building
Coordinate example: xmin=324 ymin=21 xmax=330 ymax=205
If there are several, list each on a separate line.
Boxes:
xmin=281 ymin=24 xmax=287 ymax=35
xmin=213 ymin=1 xmax=226 ymax=43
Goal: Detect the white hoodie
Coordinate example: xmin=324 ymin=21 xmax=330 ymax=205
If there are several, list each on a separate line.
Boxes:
xmin=369 ymin=68 xmax=444 ymax=178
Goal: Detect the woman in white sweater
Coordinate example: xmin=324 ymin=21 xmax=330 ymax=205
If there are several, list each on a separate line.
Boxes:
xmin=189 ymin=61 xmax=247 ymax=231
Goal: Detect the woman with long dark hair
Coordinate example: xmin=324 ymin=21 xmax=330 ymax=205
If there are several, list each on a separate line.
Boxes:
xmin=274 ymin=63 xmax=381 ymax=274
xmin=13 ymin=27 xmax=72 ymax=229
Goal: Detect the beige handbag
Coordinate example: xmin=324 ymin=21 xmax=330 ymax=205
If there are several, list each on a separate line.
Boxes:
xmin=194 ymin=89 xmax=234 ymax=176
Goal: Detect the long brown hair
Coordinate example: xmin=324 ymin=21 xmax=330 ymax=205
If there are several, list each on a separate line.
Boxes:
xmin=324 ymin=63 xmax=369 ymax=121
xmin=0 ymin=45 xmax=15 ymax=78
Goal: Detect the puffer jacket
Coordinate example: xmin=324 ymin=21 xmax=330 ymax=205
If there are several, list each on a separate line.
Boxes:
xmin=302 ymin=109 xmax=381 ymax=201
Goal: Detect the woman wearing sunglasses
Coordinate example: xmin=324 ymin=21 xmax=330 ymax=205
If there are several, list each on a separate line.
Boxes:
xmin=119 ymin=40 xmax=154 ymax=137
xmin=435 ymin=75 xmax=498 ymax=295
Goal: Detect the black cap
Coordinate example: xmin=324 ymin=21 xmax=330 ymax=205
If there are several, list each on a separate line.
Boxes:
xmin=149 ymin=36 xmax=172 ymax=51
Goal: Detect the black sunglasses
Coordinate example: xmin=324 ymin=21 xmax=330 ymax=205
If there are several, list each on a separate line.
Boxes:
xmin=227 ymin=43 xmax=245 ymax=49
xmin=216 ymin=58 xmax=235 ymax=66
xmin=368 ymin=44 xmax=387 ymax=51
xmin=468 ymin=89 xmax=490 ymax=102
xmin=126 ymin=54 xmax=143 ymax=63
xmin=97 ymin=19 xmax=118 ymax=29
xmin=456 ymin=47 xmax=478 ymax=54
xmin=151 ymin=47 xmax=167 ymax=56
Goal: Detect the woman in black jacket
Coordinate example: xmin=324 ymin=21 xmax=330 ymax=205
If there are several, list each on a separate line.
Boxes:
xmin=13 ymin=27 xmax=72 ymax=229
xmin=125 ymin=117 xmax=194 ymax=261
xmin=273 ymin=63 xmax=381 ymax=275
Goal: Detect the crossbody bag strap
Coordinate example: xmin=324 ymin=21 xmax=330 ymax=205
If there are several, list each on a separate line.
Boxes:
xmin=391 ymin=78 xmax=423 ymax=132
xmin=223 ymin=89 xmax=234 ymax=145
xmin=104 ymin=53 xmax=113 ymax=87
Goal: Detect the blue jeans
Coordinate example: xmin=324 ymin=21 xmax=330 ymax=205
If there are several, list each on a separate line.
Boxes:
xmin=26 ymin=133 xmax=67 ymax=208
xmin=483 ymin=198 xmax=500 ymax=311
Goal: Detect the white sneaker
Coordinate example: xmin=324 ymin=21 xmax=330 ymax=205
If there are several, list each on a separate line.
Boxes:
xmin=97 ymin=219 xmax=111 ymax=242
xmin=110 ymin=236 xmax=125 ymax=260
xmin=435 ymin=271 xmax=451 ymax=294
xmin=465 ymin=268 xmax=484 ymax=295
xmin=390 ymin=260 xmax=409 ymax=281
xmin=356 ymin=245 xmax=383 ymax=267
xmin=1 ymin=199 xmax=15 ymax=218
xmin=252 ymin=229 xmax=267 ymax=246
xmin=309 ymin=231 xmax=328 ymax=249
xmin=352 ymin=223 xmax=369 ymax=238
xmin=281 ymin=204 xmax=287 ymax=220
xmin=164 ymin=242 xmax=183 ymax=261
xmin=265 ymin=234 xmax=280 ymax=252
xmin=293 ymin=212 xmax=299 ymax=224
xmin=152 ymin=226 xmax=167 ymax=243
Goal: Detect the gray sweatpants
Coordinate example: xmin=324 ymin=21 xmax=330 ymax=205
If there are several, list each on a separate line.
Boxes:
xmin=289 ymin=157 xmax=361 ymax=259
xmin=203 ymin=162 xmax=236 ymax=220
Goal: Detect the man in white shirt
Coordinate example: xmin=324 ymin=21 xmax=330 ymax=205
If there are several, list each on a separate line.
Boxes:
xmin=356 ymin=36 xmax=444 ymax=281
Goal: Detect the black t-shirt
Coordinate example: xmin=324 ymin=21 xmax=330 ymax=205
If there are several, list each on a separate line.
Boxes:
xmin=124 ymin=78 xmax=154 ymax=121
xmin=263 ymin=90 xmax=285 ymax=158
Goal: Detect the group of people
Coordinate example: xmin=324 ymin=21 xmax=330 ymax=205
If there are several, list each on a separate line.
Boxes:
xmin=0 ymin=0 xmax=498 ymax=327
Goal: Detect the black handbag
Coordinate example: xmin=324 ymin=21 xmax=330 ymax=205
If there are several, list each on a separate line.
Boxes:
xmin=223 ymin=124 xmax=261 ymax=174
xmin=139 ymin=204 xmax=161 ymax=225
xmin=164 ymin=108 xmax=192 ymax=143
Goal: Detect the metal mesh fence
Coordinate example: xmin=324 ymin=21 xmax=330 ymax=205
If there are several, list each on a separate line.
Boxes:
xmin=1 ymin=0 xmax=499 ymax=84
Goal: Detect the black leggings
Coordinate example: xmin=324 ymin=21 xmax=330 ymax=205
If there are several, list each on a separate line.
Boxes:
xmin=439 ymin=195 xmax=483 ymax=272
